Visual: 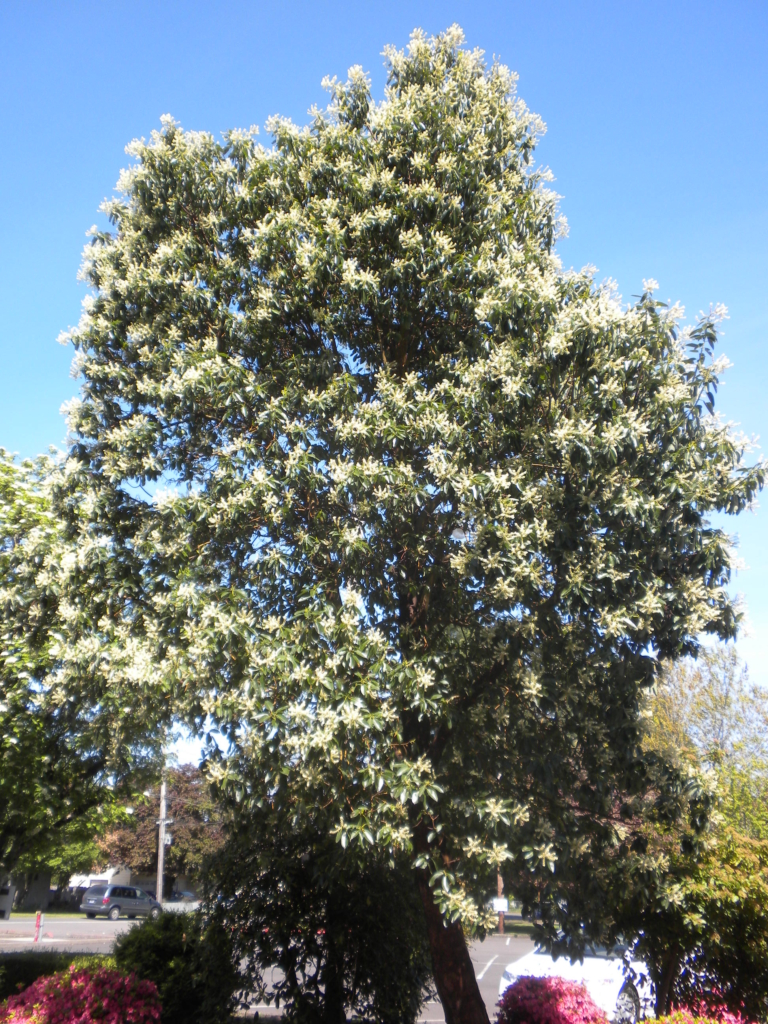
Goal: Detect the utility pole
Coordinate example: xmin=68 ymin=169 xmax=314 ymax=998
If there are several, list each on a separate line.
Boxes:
xmin=497 ymin=871 xmax=505 ymax=934
xmin=156 ymin=774 xmax=168 ymax=903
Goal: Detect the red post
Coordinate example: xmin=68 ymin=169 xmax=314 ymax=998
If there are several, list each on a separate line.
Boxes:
xmin=33 ymin=910 xmax=42 ymax=943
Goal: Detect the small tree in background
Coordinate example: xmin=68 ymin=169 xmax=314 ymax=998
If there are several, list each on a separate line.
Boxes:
xmin=605 ymin=649 xmax=768 ymax=1017
xmin=13 ymin=805 xmax=134 ymax=907
xmin=610 ymin=819 xmax=768 ymax=1018
xmin=648 ymin=648 xmax=768 ymax=839
xmin=99 ymin=766 xmax=224 ymax=893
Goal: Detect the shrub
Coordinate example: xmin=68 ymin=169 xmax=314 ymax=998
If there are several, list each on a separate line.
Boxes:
xmin=209 ymin=811 xmax=434 ymax=1024
xmin=0 ymin=956 xmax=114 ymax=1002
xmin=496 ymin=976 xmax=608 ymax=1024
xmin=657 ymin=1010 xmax=753 ymax=1024
xmin=113 ymin=911 xmax=238 ymax=1024
xmin=0 ymin=965 xmax=160 ymax=1024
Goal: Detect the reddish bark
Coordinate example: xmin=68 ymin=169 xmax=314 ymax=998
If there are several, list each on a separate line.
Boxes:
xmin=417 ymin=873 xmax=490 ymax=1024
xmin=655 ymin=944 xmax=680 ymax=1016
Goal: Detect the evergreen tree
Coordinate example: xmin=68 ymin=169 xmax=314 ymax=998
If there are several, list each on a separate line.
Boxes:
xmin=59 ymin=28 xmax=762 ymax=1023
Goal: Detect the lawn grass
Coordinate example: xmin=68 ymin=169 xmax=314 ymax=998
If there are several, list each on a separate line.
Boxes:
xmin=503 ymin=916 xmax=536 ymax=936
xmin=7 ymin=911 xmax=82 ymax=919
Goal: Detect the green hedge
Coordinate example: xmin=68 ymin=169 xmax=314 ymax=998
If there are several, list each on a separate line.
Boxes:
xmin=0 ymin=953 xmax=114 ymax=1001
xmin=114 ymin=911 xmax=238 ymax=1024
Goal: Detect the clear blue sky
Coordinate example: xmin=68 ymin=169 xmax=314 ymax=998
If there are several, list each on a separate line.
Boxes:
xmin=2 ymin=0 xmax=767 ymax=684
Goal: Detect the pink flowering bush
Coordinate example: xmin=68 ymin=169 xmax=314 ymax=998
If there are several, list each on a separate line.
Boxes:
xmin=496 ymin=976 xmax=607 ymax=1024
xmin=658 ymin=1010 xmax=754 ymax=1024
xmin=0 ymin=966 xmax=161 ymax=1024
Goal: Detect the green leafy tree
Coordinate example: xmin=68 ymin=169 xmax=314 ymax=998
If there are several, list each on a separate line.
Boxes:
xmin=98 ymin=765 xmax=224 ymax=890
xmin=648 ymin=647 xmax=768 ymax=839
xmin=613 ymin=821 xmax=768 ymax=1018
xmin=670 ymin=831 xmax=768 ymax=1019
xmin=0 ymin=450 xmax=159 ymax=880
xmin=12 ymin=804 xmax=133 ymax=906
xmin=207 ymin=799 xmax=433 ymax=1024
xmin=58 ymin=27 xmax=762 ymax=1024
xmin=604 ymin=648 xmax=768 ymax=1017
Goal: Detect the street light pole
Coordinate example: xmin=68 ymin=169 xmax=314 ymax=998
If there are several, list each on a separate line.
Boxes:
xmin=497 ymin=871 xmax=505 ymax=935
xmin=156 ymin=775 xmax=167 ymax=903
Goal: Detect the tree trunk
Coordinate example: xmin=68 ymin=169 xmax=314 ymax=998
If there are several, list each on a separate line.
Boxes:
xmin=417 ymin=873 xmax=490 ymax=1024
xmin=322 ymin=892 xmax=347 ymax=1024
xmin=322 ymin=953 xmax=346 ymax=1024
xmin=655 ymin=944 xmax=680 ymax=1016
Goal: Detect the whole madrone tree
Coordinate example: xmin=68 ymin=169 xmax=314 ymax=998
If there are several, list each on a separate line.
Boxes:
xmin=58 ymin=27 xmax=762 ymax=1024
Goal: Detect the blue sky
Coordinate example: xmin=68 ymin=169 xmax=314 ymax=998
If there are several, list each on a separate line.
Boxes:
xmin=1 ymin=0 xmax=767 ymax=690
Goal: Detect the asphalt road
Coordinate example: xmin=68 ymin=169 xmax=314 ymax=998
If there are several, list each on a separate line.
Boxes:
xmin=420 ymin=933 xmax=534 ymax=1023
xmin=0 ymin=916 xmax=534 ymax=1021
xmin=0 ymin=915 xmax=135 ymax=954
xmin=238 ymin=931 xmax=534 ymax=1021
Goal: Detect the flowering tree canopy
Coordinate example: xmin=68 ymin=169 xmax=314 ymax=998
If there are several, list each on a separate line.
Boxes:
xmin=58 ymin=26 xmax=762 ymax=1024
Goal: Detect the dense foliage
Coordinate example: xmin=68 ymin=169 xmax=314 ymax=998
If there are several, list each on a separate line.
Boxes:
xmin=648 ymin=648 xmax=768 ymax=839
xmin=496 ymin=977 xmax=607 ymax=1024
xmin=208 ymin=801 xmax=433 ymax=1024
xmin=603 ymin=649 xmax=768 ymax=1018
xmin=656 ymin=1011 xmax=752 ymax=1024
xmin=0 ymin=966 xmax=160 ymax=1024
xmin=0 ymin=451 xmax=158 ymax=880
xmin=113 ymin=911 xmax=238 ymax=1024
xmin=56 ymin=24 xmax=762 ymax=1022
xmin=617 ymin=827 xmax=768 ymax=1017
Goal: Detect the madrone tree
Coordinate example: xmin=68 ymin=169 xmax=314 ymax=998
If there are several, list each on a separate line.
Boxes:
xmin=59 ymin=27 xmax=762 ymax=1024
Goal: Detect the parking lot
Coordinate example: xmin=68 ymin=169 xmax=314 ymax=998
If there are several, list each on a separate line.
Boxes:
xmin=0 ymin=915 xmax=134 ymax=954
xmin=0 ymin=916 xmax=534 ymax=1022
xmin=420 ymin=933 xmax=534 ymax=1023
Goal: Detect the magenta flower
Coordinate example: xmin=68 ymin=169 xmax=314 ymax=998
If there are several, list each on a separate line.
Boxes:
xmin=496 ymin=976 xmax=608 ymax=1024
xmin=0 ymin=967 xmax=161 ymax=1024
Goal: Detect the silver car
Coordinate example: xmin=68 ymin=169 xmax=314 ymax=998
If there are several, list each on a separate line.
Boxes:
xmin=81 ymin=884 xmax=162 ymax=921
